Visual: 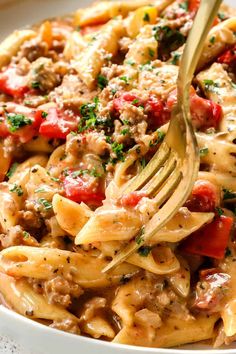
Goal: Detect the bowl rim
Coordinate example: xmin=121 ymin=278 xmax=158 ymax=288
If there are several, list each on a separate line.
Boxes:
xmin=1 ymin=305 xmax=236 ymax=353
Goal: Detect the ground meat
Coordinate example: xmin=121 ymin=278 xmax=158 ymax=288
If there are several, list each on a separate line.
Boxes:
xmin=66 ymin=131 xmax=110 ymax=157
xmin=50 ymin=74 xmax=98 ymax=109
xmin=80 ymin=297 xmax=107 ymax=321
xmin=17 ymin=38 xmax=49 ymax=63
xmin=18 ymin=210 xmax=44 ymax=230
xmin=50 ymin=318 xmax=80 ymax=334
xmin=28 ymin=57 xmax=62 ymax=93
xmin=43 ymin=276 xmax=83 ymax=308
xmin=0 ymin=225 xmax=23 ymax=248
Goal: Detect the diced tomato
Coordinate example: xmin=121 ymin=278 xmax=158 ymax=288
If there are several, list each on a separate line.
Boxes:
xmin=80 ymin=24 xmax=104 ymax=36
xmin=39 ymin=107 xmax=79 ymax=139
xmin=185 ymin=179 xmax=220 ymax=212
xmin=119 ymin=191 xmax=147 ymax=208
xmin=113 ymin=93 xmax=142 ymax=112
xmin=217 ymin=45 xmax=236 ymax=65
xmin=0 ymin=103 xmax=43 ymax=143
xmin=180 ymin=215 xmax=233 ymax=259
xmin=0 ymin=66 xmax=29 ymax=98
xmin=145 ymin=96 xmax=171 ymax=128
xmin=167 ymin=89 xmax=223 ymax=130
xmin=190 ymin=95 xmax=222 ymax=129
xmin=63 ymin=173 xmax=104 ymax=206
xmin=188 ymin=0 xmax=200 ymax=13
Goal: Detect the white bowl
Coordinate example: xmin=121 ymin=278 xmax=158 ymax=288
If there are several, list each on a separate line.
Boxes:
xmin=0 ymin=0 xmax=235 ymax=353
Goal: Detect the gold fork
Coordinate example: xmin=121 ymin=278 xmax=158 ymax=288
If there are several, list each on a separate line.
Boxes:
xmin=103 ymin=0 xmax=222 ymax=273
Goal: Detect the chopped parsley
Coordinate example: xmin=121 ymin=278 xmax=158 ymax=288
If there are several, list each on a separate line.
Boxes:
xmin=203 ymin=79 xmax=219 ymax=92
xmin=6 ymin=113 xmax=32 ymax=132
xmin=9 ymin=184 xmax=23 ymax=196
xmin=148 ymin=48 xmax=155 ymax=58
xmin=119 ymin=76 xmax=129 ymax=84
xmin=97 ymin=74 xmax=108 ymax=90
xmin=225 ymin=247 xmax=232 ymax=257
xmin=199 ymin=147 xmax=209 ymax=157
xmin=38 ymin=198 xmax=52 ymax=210
xmin=71 ymin=168 xmax=101 ymax=178
xmin=23 ymin=231 xmax=30 ymax=239
xmin=125 ymin=59 xmax=135 ymax=66
xmin=132 ymin=99 xmax=140 ymax=105
xmin=143 ymin=12 xmax=150 ymax=22
xmin=140 ymin=157 xmax=147 ymax=169
xmin=179 ymin=1 xmax=188 ymax=11
xmin=153 ymin=25 xmax=185 ymax=61
xmin=218 ymin=12 xmax=226 ymax=21
xmin=111 ymin=142 xmax=125 ymax=162
xmin=139 ymin=62 xmax=154 ymax=72
xmin=31 ymin=81 xmax=40 ymax=89
xmin=215 ymin=207 xmax=224 ymax=216
xmin=149 ymin=130 xmax=165 ymax=147
xmin=209 ymin=36 xmax=216 ymax=44
xmin=35 ymin=187 xmax=46 ymax=193
xmin=6 ymin=162 xmax=19 ymax=178
xmin=121 ymin=128 xmax=130 ymax=135
xmin=138 ymin=246 xmax=152 ymax=257
xmin=41 ymin=111 xmax=48 ymax=118
xmin=135 ymin=226 xmax=145 ymax=245
xmin=223 ymin=188 xmax=236 ymax=200
xmin=171 ymin=52 xmax=181 ymax=65
xmin=79 ymin=97 xmax=99 ymax=132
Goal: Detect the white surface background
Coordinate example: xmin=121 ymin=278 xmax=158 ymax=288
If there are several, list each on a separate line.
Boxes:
xmin=0 ymin=0 xmax=235 ymax=353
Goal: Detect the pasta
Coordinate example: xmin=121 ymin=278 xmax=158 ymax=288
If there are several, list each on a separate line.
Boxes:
xmin=0 ymin=0 xmax=235 ymax=349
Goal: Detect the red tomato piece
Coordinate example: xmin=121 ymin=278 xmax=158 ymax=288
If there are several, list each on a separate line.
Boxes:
xmin=145 ymin=96 xmax=171 ymax=128
xmin=0 ymin=66 xmax=29 ymax=98
xmin=180 ymin=215 xmax=233 ymax=259
xmin=113 ymin=93 xmax=141 ymax=112
xmin=119 ymin=191 xmax=147 ymax=207
xmin=39 ymin=107 xmax=79 ymax=139
xmin=188 ymin=0 xmax=200 ymax=12
xmin=63 ymin=174 xmax=104 ymax=206
xmin=190 ymin=95 xmax=223 ymax=129
xmin=185 ymin=179 xmax=219 ymax=212
xmin=217 ymin=45 xmax=236 ymax=65
xmin=167 ymin=90 xmax=223 ymax=130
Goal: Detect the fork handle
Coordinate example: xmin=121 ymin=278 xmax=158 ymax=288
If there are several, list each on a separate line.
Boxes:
xmin=178 ymin=0 xmax=222 ymax=93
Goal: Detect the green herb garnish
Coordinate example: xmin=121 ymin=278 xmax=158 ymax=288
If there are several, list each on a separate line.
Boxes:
xmin=97 ymin=74 xmax=108 ymax=90
xmin=9 ymin=184 xmax=23 ymax=196
xmin=120 ymin=76 xmax=129 ymax=84
xmin=6 ymin=162 xmax=19 ymax=178
xmin=31 ymin=81 xmax=40 ymax=89
xmin=138 ymin=246 xmax=152 ymax=257
xmin=143 ymin=12 xmax=150 ymax=22
xmin=38 ymin=198 xmax=52 ymax=210
xmin=199 ymin=147 xmax=209 ymax=157
xmin=171 ymin=52 xmax=181 ymax=65
xmin=203 ymin=79 xmax=219 ymax=92
xmin=6 ymin=113 xmax=32 ymax=132
xmin=135 ymin=226 xmax=145 ymax=245
xmin=223 ymin=188 xmax=236 ymax=200
xmin=215 ymin=207 xmax=224 ymax=216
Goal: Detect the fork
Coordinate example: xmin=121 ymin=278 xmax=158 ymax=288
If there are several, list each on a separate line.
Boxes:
xmin=103 ymin=0 xmax=222 ymax=273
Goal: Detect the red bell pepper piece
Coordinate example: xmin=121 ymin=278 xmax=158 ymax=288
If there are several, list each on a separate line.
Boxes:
xmin=181 ymin=215 xmax=233 ymax=259
xmin=62 ymin=172 xmax=105 ymax=206
xmin=0 ymin=66 xmax=29 ymax=98
xmin=39 ymin=107 xmax=79 ymax=139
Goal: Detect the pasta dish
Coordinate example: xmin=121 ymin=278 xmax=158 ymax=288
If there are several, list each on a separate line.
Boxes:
xmin=0 ymin=0 xmax=236 ymax=348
